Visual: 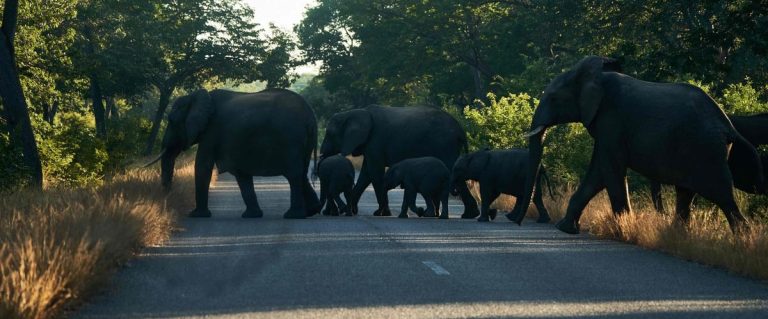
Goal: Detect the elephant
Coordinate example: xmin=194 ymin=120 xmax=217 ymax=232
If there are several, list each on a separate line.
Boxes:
xmin=515 ymin=56 xmax=765 ymax=234
xmin=383 ymin=157 xmax=450 ymax=219
xmin=650 ymin=113 xmax=768 ymax=212
xmin=317 ymin=154 xmax=355 ymax=216
xmin=451 ymin=149 xmax=552 ymax=223
xmin=148 ymin=88 xmax=321 ymax=219
xmin=319 ymin=105 xmax=479 ymax=218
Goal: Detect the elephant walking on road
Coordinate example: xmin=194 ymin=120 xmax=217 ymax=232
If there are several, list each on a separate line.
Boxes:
xmin=383 ymin=157 xmax=451 ymax=219
xmin=317 ymin=154 xmax=355 ymax=216
xmin=517 ymin=56 xmax=764 ymax=234
xmin=149 ymin=88 xmax=321 ymax=219
xmin=320 ymin=105 xmax=480 ymax=218
xmin=451 ymin=149 xmax=552 ymax=223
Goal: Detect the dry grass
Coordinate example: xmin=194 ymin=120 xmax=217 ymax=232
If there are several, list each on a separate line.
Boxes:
xmin=471 ymin=181 xmax=768 ymax=281
xmin=0 ymin=156 xmax=197 ymax=319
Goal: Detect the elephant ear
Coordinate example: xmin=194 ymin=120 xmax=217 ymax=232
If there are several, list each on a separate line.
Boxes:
xmin=576 ymin=56 xmax=606 ymax=128
xmin=185 ymin=89 xmax=213 ymax=147
xmin=341 ymin=110 xmax=373 ymax=156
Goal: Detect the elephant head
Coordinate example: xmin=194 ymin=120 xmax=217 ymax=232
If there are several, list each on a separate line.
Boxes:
xmin=151 ymin=89 xmax=213 ymax=189
xmin=514 ymin=56 xmax=616 ymax=224
xmin=320 ymin=109 xmax=372 ymax=159
xmin=450 ymin=150 xmax=490 ymax=194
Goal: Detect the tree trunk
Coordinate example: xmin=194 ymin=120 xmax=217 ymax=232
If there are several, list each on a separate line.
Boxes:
xmin=42 ymin=100 xmax=58 ymax=124
xmin=144 ymin=85 xmax=173 ymax=155
xmin=470 ymin=64 xmax=485 ymax=105
xmin=0 ymin=0 xmax=44 ymax=189
xmin=90 ymin=75 xmax=107 ymax=137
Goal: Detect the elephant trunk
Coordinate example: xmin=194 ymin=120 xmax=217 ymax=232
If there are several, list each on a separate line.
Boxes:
xmin=160 ymin=147 xmax=182 ymax=190
xmin=514 ymin=127 xmax=546 ymax=225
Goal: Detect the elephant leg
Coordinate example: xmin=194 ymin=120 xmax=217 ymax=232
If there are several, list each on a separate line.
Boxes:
xmin=478 ymin=185 xmax=498 ymax=222
xmin=600 ymin=156 xmax=631 ymax=215
xmin=302 ymin=177 xmax=321 ymax=217
xmin=457 ymin=181 xmax=480 ymax=219
xmin=424 ymin=195 xmax=437 ymax=218
xmin=650 ymin=181 xmax=666 ymax=213
xmin=349 ymin=169 xmax=373 ymax=215
xmin=343 ymin=189 xmax=354 ymax=216
xmin=694 ymin=170 xmax=747 ymax=232
xmin=399 ymin=188 xmax=417 ymax=218
xmin=439 ymin=190 xmax=449 ymax=219
xmin=189 ymin=156 xmax=214 ymax=218
xmin=319 ymin=180 xmax=330 ymax=216
xmin=326 ymin=197 xmax=339 ymax=216
xmin=533 ymin=181 xmax=551 ymax=223
xmin=333 ymin=195 xmax=347 ymax=215
xmin=236 ymin=174 xmax=263 ymax=218
xmin=556 ymin=161 xmax=605 ymax=234
xmin=674 ymin=186 xmax=695 ymax=223
xmin=370 ymin=167 xmax=392 ymax=216
xmin=283 ymin=174 xmax=307 ymax=219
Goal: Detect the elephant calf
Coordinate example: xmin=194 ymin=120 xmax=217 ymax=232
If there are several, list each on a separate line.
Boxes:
xmin=452 ymin=149 xmax=552 ymax=223
xmin=384 ymin=157 xmax=450 ymax=219
xmin=317 ymin=154 xmax=355 ymax=216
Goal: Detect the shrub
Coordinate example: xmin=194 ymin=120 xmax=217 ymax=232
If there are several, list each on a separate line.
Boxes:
xmin=462 ymin=92 xmax=536 ymax=150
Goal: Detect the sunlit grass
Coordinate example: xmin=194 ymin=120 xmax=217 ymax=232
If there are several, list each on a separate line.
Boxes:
xmin=0 ymin=156 xmax=196 ymax=319
xmin=468 ymin=181 xmax=768 ymax=280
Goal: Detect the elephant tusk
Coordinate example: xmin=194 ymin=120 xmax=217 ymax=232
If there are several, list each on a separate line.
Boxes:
xmin=523 ymin=126 xmax=545 ymax=138
xmin=143 ymin=150 xmax=165 ymax=167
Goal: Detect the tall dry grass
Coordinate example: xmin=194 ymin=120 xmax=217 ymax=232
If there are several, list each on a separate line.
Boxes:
xmin=0 ymin=158 xmax=196 ymax=319
xmin=469 ymin=181 xmax=768 ymax=280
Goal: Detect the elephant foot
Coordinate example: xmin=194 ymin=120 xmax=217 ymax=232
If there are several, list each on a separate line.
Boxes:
xmin=322 ymin=207 xmax=331 ymax=216
xmin=398 ymin=212 xmax=409 ymax=218
xmin=416 ymin=207 xmax=426 ymax=217
xmin=306 ymin=204 xmax=322 ymax=217
xmin=489 ymin=209 xmax=498 ymax=221
xmin=461 ymin=209 xmax=480 ymax=219
xmin=536 ymin=213 xmax=551 ymax=224
xmin=373 ymin=207 xmax=392 ymax=217
xmin=439 ymin=214 xmax=449 ymax=220
xmin=283 ymin=208 xmax=307 ymax=219
xmin=505 ymin=211 xmax=521 ymax=222
xmin=477 ymin=215 xmax=490 ymax=222
xmin=555 ymin=218 xmax=580 ymax=234
xmin=189 ymin=208 xmax=212 ymax=218
xmin=241 ymin=208 xmax=264 ymax=218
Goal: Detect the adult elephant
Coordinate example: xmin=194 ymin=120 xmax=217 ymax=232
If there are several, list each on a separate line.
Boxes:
xmin=148 ymin=88 xmax=321 ymax=219
xmin=651 ymin=113 xmax=768 ymax=212
xmin=516 ymin=56 xmax=765 ymax=234
xmin=320 ymin=105 xmax=480 ymax=218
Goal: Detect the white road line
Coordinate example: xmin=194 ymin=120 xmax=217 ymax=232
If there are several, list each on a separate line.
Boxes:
xmin=422 ymin=261 xmax=450 ymax=275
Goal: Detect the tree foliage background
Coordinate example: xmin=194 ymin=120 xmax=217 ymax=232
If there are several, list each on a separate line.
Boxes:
xmin=0 ymin=0 xmax=299 ymax=190
xmin=297 ymin=0 xmax=768 ymax=186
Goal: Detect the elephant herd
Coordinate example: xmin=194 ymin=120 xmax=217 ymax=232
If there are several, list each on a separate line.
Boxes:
xmin=151 ymin=56 xmax=767 ymax=234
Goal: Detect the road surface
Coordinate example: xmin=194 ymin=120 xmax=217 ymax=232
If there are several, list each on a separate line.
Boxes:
xmin=77 ymin=173 xmax=768 ymax=318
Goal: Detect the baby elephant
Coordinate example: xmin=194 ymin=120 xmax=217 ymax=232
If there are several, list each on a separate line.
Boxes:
xmin=384 ymin=157 xmax=450 ymax=219
xmin=317 ymin=154 xmax=355 ymax=216
xmin=451 ymin=149 xmax=552 ymax=223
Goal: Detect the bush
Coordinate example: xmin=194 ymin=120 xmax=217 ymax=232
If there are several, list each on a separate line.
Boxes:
xmin=462 ymin=92 xmax=536 ymax=150
xmin=104 ymin=113 xmax=153 ymax=173
xmin=35 ymin=113 xmax=108 ymax=188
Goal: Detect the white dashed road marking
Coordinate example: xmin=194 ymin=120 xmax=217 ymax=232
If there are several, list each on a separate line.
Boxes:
xmin=422 ymin=261 xmax=450 ymax=275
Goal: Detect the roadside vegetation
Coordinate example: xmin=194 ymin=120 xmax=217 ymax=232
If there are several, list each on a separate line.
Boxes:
xmin=0 ymin=157 xmax=195 ymax=319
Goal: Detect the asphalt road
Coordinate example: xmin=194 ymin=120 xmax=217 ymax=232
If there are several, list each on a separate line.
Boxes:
xmin=77 ymin=173 xmax=768 ymax=318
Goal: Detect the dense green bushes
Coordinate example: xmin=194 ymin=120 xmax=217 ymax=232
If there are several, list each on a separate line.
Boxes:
xmin=0 ymin=110 xmax=152 ymax=190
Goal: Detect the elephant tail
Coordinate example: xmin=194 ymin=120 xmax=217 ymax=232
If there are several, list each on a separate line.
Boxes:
xmin=729 ymin=131 xmax=766 ymax=194
xmin=539 ymin=165 xmax=555 ymax=199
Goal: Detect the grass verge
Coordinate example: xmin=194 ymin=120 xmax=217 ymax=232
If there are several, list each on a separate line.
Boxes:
xmin=468 ymin=181 xmax=768 ymax=280
xmin=0 ymin=157 xmax=196 ymax=319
